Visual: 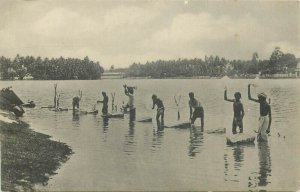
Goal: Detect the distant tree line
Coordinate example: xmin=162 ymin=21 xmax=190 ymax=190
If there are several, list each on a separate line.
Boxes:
xmin=1 ymin=47 xmax=298 ymax=80
xmin=124 ymin=47 xmax=298 ymax=78
xmin=0 ymin=55 xmax=104 ymax=80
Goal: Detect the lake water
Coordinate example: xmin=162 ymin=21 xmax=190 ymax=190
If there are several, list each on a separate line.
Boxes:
xmin=2 ymin=79 xmax=300 ymax=191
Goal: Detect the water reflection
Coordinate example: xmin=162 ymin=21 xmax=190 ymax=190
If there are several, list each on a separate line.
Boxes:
xmin=102 ymin=117 xmax=109 ymax=133
xmin=224 ymin=153 xmax=229 ymax=178
xmin=248 ymin=142 xmax=272 ymax=189
xmin=233 ymin=145 xmax=244 ymax=171
xmin=100 ymin=117 xmax=109 ymax=142
xmin=90 ymin=114 xmax=102 ymax=128
xmin=123 ymin=120 xmax=136 ymax=155
xmin=224 ymin=143 xmax=254 ymax=182
xmin=188 ymin=126 xmax=204 ymax=158
xmin=151 ymin=120 xmax=165 ymax=152
xmin=53 ymin=112 xmax=59 ymax=129
xmin=72 ymin=111 xmax=80 ymax=127
xmin=257 ymin=142 xmax=272 ymax=187
xmin=6 ymin=80 xmax=298 ymax=191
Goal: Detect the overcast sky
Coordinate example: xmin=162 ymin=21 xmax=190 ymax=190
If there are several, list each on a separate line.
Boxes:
xmin=0 ymin=0 xmax=299 ymax=69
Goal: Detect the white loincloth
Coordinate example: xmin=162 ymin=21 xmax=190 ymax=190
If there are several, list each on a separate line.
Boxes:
xmin=257 ymin=116 xmax=269 ymax=141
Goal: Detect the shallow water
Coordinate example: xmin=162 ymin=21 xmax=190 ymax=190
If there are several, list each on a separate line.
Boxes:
xmin=2 ymin=79 xmax=300 ymax=191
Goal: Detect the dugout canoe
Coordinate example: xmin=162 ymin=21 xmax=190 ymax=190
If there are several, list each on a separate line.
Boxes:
xmin=226 ymin=133 xmax=255 ymax=145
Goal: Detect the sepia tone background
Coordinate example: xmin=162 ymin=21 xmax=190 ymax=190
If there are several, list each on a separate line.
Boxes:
xmin=0 ymin=0 xmax=299 ymax=191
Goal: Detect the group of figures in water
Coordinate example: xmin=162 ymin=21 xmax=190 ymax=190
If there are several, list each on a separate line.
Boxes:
xmin=53 ymin=83 xmax=272 ymax=142
xmin=0 ymin=82 xmax=278 ymax=191
xmin=0 ymin=81 xmax=272 ymax=142
xmin=225 ymin=84 xmax=272 ymax=142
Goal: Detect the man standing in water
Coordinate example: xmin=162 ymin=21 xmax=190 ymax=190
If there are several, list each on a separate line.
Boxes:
xmin=248 ymin=84 xmax=272 ymax=141
xmin=152 ymin=94 xmax=164 ymax=122
xmin=189 ymin=92 xmax=204 ymax=128
xmin=224 ymin=87 xmax=245 ymax=134
xmin=72 ymin=90 xmax=82 ymax=111
xmin=123 ymin=85 xmax=135 ymax=121
xmin=97 ymin=91 xmax=109 ymax=115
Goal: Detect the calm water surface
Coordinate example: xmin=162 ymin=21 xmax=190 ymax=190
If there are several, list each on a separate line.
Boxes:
xmin=2 ymin=79 xmax=300 ymax=191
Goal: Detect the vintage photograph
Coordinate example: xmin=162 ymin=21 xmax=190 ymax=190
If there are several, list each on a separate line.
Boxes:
xmin=0 ymin=0 xmax=299 ymax=191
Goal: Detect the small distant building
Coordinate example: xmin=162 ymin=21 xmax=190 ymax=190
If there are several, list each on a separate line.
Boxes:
xmin=225 ymin=63 xmax=232 ymax=71
xmin=221 ymin=75 xmax=230 ymax=80
xmin=23 ymin=74 xmax=34 ymax=80
xmin=101 ymin=72 xmax=124 ymax=79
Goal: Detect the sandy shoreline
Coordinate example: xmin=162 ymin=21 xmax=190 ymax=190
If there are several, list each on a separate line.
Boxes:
xmin=0 ymin=118 xmax=73 ymax=191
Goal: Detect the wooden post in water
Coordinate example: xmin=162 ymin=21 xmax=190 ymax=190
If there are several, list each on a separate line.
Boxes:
xmin=54 ymin=83 xmax=58 ymax=108
xmin=174 ymin=95 xmax=181 ymax=120
xmin=111 ymin=92 xmax=115 ymax=112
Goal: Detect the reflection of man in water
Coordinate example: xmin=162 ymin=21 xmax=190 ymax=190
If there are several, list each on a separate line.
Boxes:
xmin=248 ymin=84 xmax=272 ymax=141
xmin=123 ymin=121 xmax=136 ymax=155
xmin=152 ymin=121 xmax=165 ymax=152
xmin=224 ymin=144 xmax=255 ymax=184
xmin=72 ymin=111 xmax=80 ymax=125
xmin=233 ymin=145 xmax=244 ymax=170
xmin=188 ymin=126 xmax=204 ymax=157
xmin=257 ymin=141 xmax=271 ymax=186
xmin=102 ymin=117 xmax=109 ymax=133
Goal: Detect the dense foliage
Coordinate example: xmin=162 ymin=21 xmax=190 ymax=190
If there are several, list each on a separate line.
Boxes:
xmin=0 ymin=55 xmax=104 ymax=80
xmin=0 ymin=47 xmax=298 ymax=80
xmin=125 ymin=48 xmax=298 ymax=78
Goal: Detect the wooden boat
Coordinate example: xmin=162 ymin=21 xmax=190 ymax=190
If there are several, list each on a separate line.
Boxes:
xmin=72 ymin=109 xmax=98 ymax=115
xmin=137 ymin=116 xmax=152 ymax=122
xmin=226 ymin=133 xmax=255 ymax=145
xmin=101 ymin=113 xmax=124 ymax=118
xmin=206 ymin=127 xmax=226 ymax=134
xmin=22 ymin=101 xmax=36 ymax=108
xmin=164 ymin=121 xmax=191 ymax=128
xmin=52 ymin=108 xmax=69 ymax=112
xmin=87 ymin=110 xmax=98 ymax=115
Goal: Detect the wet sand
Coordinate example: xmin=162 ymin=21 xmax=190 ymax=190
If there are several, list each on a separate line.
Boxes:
xmin=0 ymin=119 xmax=73 ymax=191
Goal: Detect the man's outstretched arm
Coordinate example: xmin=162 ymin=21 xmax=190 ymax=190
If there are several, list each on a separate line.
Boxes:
xmin=248 ymin=84 xmax=259 ymax=103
